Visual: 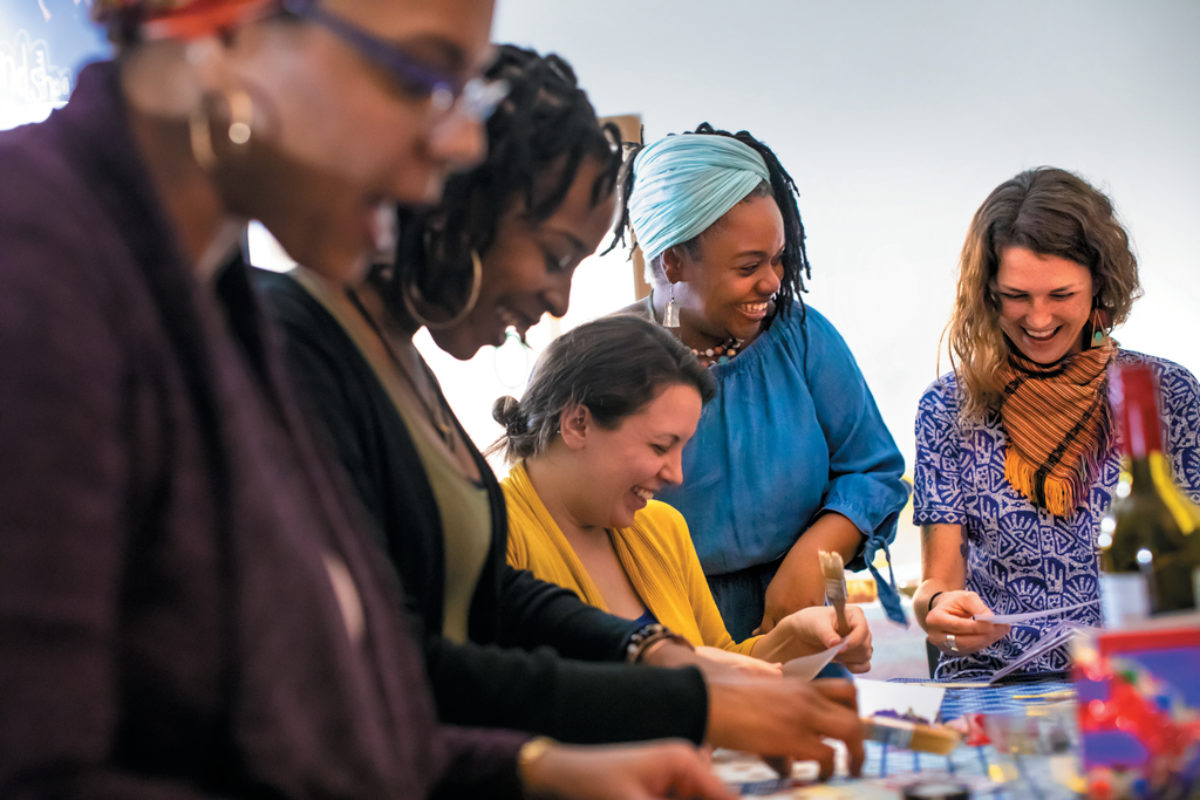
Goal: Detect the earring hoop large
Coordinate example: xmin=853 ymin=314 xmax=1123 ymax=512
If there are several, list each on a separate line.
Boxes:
xmin=402 ymin=250 xmax=483 ymax=330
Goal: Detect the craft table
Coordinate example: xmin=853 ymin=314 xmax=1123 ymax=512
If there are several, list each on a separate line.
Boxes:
xmin=715 ymin=677 xmax=1081 ymax=798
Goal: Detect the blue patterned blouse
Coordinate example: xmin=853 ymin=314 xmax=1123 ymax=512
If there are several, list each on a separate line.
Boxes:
xmin=914 ymin=350 xmax=1200 ymax=680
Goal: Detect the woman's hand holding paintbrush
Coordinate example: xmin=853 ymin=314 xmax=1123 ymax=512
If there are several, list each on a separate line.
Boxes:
xmin=815 ymin=550 xmax=874 ymax=673
xmin=747 ymin=551 xmax=874 ymax=673
xmin=749 ymin=605 xmax=873 ymax=672
xmin=820 ymin=550 xmax=852 ymax=637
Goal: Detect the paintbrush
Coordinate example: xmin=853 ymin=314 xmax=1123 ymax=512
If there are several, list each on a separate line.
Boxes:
xmin=819 ymin=550 xmax=851 ymax=638
xmin=861 ymin=714 xmax=961 ymax=755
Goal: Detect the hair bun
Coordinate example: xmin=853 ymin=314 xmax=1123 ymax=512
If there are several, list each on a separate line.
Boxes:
xmin=492 ymin=395 xmax=528 ymax=436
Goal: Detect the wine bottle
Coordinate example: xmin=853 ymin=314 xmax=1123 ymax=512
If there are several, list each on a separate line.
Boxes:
xmin=1097 ymin=362 xmax=1200 ymax=627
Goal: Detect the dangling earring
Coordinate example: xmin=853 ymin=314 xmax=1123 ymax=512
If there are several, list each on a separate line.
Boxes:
xmin=1089 ymin=305 xmax=1111 ymax=347
xmin=189 ymin=86 xmax=256 ymax=172
xmin=662 ymin=282 xmax=680 ymax=328
xmin=402 ymin=250 xmax=483 ymax=329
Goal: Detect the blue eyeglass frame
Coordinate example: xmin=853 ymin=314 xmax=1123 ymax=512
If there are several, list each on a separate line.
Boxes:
xmin=279 ymin=0 xmax=464 ymax=101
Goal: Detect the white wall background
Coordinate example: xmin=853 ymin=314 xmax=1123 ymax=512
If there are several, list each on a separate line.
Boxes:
xmin=10 ymin=2 xmax=1198 ymax=583
xmin=417 ymin=0 xmax=1200 ymax=582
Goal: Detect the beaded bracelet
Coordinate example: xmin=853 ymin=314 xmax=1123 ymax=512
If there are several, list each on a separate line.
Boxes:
xmin=624 ymin=622 xmax=692 ymax=663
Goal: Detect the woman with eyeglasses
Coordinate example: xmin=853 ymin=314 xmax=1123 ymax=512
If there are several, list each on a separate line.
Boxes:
xmin=0 ymin=2 xmax=734 ymax=798
xmin=256 ymin=45 xmax=867 ymax=780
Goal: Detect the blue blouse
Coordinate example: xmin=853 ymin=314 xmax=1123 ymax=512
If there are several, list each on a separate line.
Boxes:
xmin=914 ymin=350 xmax=1200 ymax=680
xmin=655 ymin=303 xmax=910 ymax=621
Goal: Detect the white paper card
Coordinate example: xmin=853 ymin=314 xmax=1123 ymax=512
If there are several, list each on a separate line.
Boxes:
xmin=854 ymin=678 xmax=945 ymax=722
xmin=781 ymin=641 xmax=844 ymax=680
xmin=973 ymin=598 xmax=1097 ymax=624
xmin=988 ymin=620 xmax=1094 ymax=684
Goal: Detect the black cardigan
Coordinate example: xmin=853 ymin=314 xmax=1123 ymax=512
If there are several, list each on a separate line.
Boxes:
xmin=253 ymin=269 xmax=708 ymax=744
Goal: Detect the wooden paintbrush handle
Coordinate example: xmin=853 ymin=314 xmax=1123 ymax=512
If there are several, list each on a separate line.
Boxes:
xmin=834 ymin=602 xmax=851 ymax=637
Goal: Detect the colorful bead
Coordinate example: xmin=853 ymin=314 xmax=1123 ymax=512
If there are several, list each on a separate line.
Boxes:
xmin=689 ymin=337 xmax=743 ymax=368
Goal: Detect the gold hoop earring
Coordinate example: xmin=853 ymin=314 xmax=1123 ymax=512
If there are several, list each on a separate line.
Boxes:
xmin=402 ymin=250 xmax=483 ymax=330
xmin=188 ymin=86 xmax=256 ymax=172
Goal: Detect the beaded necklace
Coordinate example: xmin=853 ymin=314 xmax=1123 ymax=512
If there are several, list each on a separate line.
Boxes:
xmin=689 ymin=338 xmax=743 ymax=368
xmin=643 ymin=292 xmax=745 ymax=368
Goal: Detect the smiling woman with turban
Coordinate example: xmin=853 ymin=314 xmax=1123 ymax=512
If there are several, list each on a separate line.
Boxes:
xmin=0 ymin=0 xmax=737 ymax=797
xmin=614 ymin=124 xmax=909 ymax=650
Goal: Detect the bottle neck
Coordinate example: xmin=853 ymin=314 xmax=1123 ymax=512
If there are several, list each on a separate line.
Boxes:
xmin=1112 ymin=363 xmax=1164 ymax=459
xmin=1120 ymin=400 xmax=1163 ymax=459
xmin=1127 ymin=453 xmax=1158 ymax=487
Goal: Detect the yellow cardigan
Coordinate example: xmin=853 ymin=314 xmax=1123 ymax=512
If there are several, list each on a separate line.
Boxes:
xmin=503 ymin=462 xmax=758 ymax=656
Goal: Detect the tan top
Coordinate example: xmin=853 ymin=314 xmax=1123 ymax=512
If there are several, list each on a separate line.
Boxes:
xmin=289 ymin=267 xmax=489 ymax=643
xmin=399 ymin=395 xmax=490 ymax=643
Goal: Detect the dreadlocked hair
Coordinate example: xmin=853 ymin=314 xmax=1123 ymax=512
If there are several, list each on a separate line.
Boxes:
xmin=380 ymin=44 xmax=622 ymax=319
xmin=612 ymin=122 xmax=812 ymax=330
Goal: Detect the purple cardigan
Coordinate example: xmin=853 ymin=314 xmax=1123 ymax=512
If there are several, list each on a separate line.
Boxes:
xmin=0 ymin=61 xmax=525 ymax=798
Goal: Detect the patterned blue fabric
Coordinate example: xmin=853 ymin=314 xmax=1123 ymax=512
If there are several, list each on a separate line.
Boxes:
xmin=655 ymin=303 xmax=910 ymax=636
xmin=914 ymin=350 xmax=1200 ymax=680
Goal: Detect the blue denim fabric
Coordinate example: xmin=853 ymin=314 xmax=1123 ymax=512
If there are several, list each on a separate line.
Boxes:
xmin=658 ymin=304 xmax=910 ymax=628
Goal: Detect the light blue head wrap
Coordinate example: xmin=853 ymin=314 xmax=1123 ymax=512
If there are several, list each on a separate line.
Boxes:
xmin=628 ymin=134 xmax=770 ymax=263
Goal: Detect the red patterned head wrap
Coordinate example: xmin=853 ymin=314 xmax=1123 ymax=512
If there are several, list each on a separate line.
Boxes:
xmin=93 ymin=0 xmax=278 ymax=43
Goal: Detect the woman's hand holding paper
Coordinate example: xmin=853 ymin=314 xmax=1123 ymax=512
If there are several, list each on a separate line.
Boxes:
xmin=924 ymin=590 xmax=1011 ymax=655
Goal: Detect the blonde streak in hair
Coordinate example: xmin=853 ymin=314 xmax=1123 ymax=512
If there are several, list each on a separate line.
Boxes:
xmin=935 ymin=215 xmax=977 ymax=393
xmin=946 ymin=212 xmax=1006 ymax=420
xmin=959 ymin=323 xmax=1007 ymax=420
xmin=935 ymin=319 xmax=956 ymax=400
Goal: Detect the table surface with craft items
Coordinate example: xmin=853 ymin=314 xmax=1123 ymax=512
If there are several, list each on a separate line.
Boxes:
xmin=714 ymin=676 xmax=1084 ymax=799
xmin=718 ymin=623 xmax=1200 ymax=799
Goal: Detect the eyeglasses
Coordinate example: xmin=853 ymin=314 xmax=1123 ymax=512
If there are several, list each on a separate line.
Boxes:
xmin=280 ymin=0 xmax=508 ymax=122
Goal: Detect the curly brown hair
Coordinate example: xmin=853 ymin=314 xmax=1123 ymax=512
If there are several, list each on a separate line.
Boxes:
xmin=946 ymin=166 xmax=1142 ymax=418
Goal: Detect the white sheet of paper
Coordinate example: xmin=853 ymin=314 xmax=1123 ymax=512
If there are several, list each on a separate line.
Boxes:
xmin=973 ymin=598 xmax=1097 ymax=624
xmin=988 ymin=621 xmax=1095 ymax=684
xmin=854 ymin=678 xmax=945 ymax=722
xmin=780 ymin=641 xmax=844 ymax=680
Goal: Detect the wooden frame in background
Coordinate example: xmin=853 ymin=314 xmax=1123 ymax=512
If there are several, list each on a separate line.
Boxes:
xmin=599 ymin=113 xmax=649 ymax=302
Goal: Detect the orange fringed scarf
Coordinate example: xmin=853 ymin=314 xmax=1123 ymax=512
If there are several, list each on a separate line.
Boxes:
xmin=997 ymin=338 xmax=1117 ymax=516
